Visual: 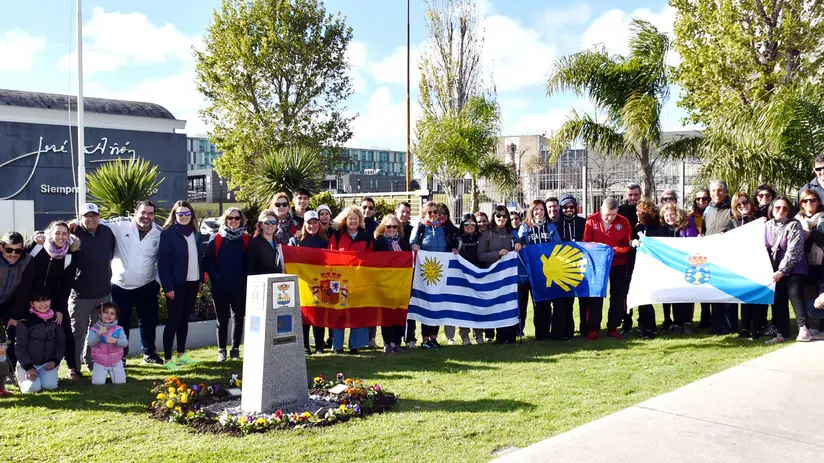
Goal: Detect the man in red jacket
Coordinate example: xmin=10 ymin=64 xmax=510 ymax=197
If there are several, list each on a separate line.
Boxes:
xmin=581 ymin=198 xmax=632 ymax=340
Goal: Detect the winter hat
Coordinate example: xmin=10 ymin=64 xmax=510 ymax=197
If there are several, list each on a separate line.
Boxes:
xmin=317 ymin=205 xmax=332 ymax=216
xmin=559 ymin=194 xmax=577 ymax=207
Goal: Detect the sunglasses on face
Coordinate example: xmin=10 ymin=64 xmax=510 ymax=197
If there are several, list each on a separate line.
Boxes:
xmin=815 ymin=167 xmax=824 ymax=172
xmin=662 ymin=197 xmax=675 ymax=202
xmin=3 ymin=247 xmax=23 ymax=255
xmin=774 ymin=205 xmax=789 ymax=211
xmin=495 ymin=214 xmax=508 ymax=219
xmin=757 ymin=193 xmax=772 ymax=198
xmin=227 ymin=216 xmax=241 ymax=221
xmin=176 ymin=211 xmax=192 ymax=217
xmin=562 ymin=205 xmax=576 ymax=210
xmin=385 ymin=225 xmax=399 ymax=229
xmin=362 ymin=205 xmax=375 ymax=210
xmin=262 ymin=220 xmax=278 ymax=225
xmin=802 ymin=198 xmax=819 ymax=204
xmin=463 ymin=222 xmax=476 ymax=227
xmin=736 ymin=202 xmax=750 ymax=208
xmin=274 ymin=202 xmax=289 ymax=208
xmin=695 ymin=197 xmax=709 ymax=202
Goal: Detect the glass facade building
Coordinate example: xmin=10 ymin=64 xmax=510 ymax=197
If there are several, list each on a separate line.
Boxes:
xmin=187 ymin=136 xmax=221 ymax=171
xmin=341 ymin=147 xmax=406 ymax=176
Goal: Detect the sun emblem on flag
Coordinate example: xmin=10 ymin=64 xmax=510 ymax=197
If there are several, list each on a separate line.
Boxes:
xmin=541 ymin=245 xmax=587 ymax=291
xmin=420 ymin=256 xmax=444 ymax=286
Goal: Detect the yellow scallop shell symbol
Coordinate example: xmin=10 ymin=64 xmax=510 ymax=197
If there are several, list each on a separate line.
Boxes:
xmin=540 ymin=245 xmax=587 ymax=291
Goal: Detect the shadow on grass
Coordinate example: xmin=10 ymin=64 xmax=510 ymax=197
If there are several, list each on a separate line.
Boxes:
xmin=398 ymin=397 xmax=537 ymax=413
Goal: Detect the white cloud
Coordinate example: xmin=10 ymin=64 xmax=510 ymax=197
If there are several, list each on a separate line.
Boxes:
xmin=0 ymin=30 xmax=46 ymax=72
xmin=579 ymin=5 xmax=678 ymax=65
xmin=349 ymin=87 xmax=421 ymax=151
xmin=58 ymin=7 xmax=198 ymax=74
xmin=482 ymin=15 xmax=557 ymax=92
xmin=347 ymin=40 xmax=369 ymax=93
xmin=541 ymin=3 xmax=593 ymax=30
xmin=369 ymin=45 xmax=421 ymax=88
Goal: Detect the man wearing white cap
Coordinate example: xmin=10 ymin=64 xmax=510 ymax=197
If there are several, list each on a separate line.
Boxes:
xmin=68 ymin=203 xmax=116 ymax=377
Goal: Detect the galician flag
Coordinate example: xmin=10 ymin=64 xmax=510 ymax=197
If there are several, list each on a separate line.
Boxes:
xmin=626 ymin=220 xmax=775 ymax=307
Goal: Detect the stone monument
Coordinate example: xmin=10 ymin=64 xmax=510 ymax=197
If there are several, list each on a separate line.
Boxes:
xmin=241 ymin=273 xmax=308 ymax=413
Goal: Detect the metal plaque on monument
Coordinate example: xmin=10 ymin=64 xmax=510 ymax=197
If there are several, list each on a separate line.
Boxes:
xmin=241 ymin=273 xmax=308 ymax=413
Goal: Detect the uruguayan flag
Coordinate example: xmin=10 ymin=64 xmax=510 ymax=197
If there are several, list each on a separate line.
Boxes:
xmin=627 ymin=220 xmax=775 ymax=307
xmin=408 ymin=251 xmax=520 ymax=328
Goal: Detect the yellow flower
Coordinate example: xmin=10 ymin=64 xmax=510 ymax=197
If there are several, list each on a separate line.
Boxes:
xmin=166 ymin=400 xmax=175 ymax=409
xmin=177 ymin=386 xmax=187 ymax=393
xmin=180 ymin=395 xmax=188 ymax=404
xmin=156 ymin=393 xmax=167 ymax=400
xmin=168 ymin=393 xmax=176 ymax=400
xmin=187 ymin=411 xmax=195 ymax=419
xmin=238 ymin=417 xmax=247 ymax=425
xmin=175 ymin=406 xmax=182 ymax=414
xmin=301 ymin=412 xmax=311 ymax=418
xmin=236 ymin=380 xmax=242 ymax=387
xmin=168 ymin=387 xmax=176 ymax=394
xmin=255 ymin=418 xmax=267 ymax=426
xmin=339 ymin=405 xmax=347 ymax=411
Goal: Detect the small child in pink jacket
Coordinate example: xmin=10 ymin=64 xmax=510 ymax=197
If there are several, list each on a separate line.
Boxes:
xmin=87 ymin=302 xmax=128 ymax=385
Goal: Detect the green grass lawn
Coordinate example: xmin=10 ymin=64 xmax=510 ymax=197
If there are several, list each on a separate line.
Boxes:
xmin=1 ymin=307 xmax=784 ymax=463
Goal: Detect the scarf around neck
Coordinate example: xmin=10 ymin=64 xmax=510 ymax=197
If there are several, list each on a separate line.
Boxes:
xmin=45 ymin=236 xmax=70 ymax=259
xmin=30 ymin=307 xmax=55 ymax=321
xmin=219 ymin=224 xmax=245 ymax=240
xmin=175 ymin=222 xmax=193 ymax=236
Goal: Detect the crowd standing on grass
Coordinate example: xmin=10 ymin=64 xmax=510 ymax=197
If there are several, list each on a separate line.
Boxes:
xmin=7 ymin=156 xmax=824 ymax=395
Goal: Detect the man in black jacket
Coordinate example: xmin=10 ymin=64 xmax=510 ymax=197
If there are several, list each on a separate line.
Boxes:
xmin=554 ymin=194 xmax=586 ymax=340
xmin=618 ymin=183 xmax=641 ymax=334
xmin=69 ymin=203 xmax=116 ymax=376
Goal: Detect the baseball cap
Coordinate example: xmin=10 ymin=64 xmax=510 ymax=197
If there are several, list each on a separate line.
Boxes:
xmin=304 ymin=211 xmax=319 ymax=222
xmin=81 ymin=203 xmax=100 ymax=215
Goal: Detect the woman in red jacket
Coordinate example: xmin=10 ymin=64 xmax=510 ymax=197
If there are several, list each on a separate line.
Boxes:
xmin=581 ymin=197 xmax=632 ymax=340
xmin=328 ymin=206 xmax=372 ymax=353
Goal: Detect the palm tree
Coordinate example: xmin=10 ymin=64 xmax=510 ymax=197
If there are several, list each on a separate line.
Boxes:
xmin=546 ymin=19 xmax=701 ymax=199
xmin=246 ymin=145 xmax=324 ymax=207
xmin=416 ymin=95 xmax=516 ymax=213
xmin=86 ymin=157 xmax=166 ymax=219
xmin=699 ymin=84 xmax=824 ymax=193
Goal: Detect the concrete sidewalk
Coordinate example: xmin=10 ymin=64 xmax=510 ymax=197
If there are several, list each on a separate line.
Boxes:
xmin=494 ymin=342 xmax=824 ymax=463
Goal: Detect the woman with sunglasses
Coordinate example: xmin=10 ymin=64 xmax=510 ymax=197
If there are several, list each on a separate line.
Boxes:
xmin=764 ymin=197 xmax=809 ymax=344
xmin=25 ymin=221 xmax=80 ymax=378
xmin=479 ymin=205 xmax=520 ymax=344
xmin=328 ymin=206 xmax=372 ymax=354
xmin=246 ymin=210 xmax=281 ymax=276
xmin=726 ymin=192 xmax=764 ymax=339
xmin=796 ymin=189 xmax=824 ymax=336
xmin=374 ymin=214 xmax=408 ymax=353
xmin=451 ymin=213 xmax=485 ymax=344
xmin=269 ymin=192 xmax=299 ymax=244
xmin=754 ymin=185 xmax=776 ymax=219
xmin=204 ymin=207 xmax=250 ymax=362
xmin=410 ymin=201 xmax=449 ymax=349
xmin=158 ymin=201 xmax=203 ymax=369
xmin=290 ymin=211 xmax=329 ymax=354
xmin=517 ymin=200 xmax=561 ymax=340
xmin=690 ymin=188 xmax=712 ymax=328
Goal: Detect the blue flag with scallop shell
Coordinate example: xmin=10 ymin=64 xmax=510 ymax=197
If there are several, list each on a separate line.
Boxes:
xmin=520 ymin=242 xmax=614 ymax=302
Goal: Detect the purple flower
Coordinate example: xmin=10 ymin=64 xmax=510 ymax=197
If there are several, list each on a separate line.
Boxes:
xmin=374 ymin=385 xmax=382 ymax=392
xmin=354 ymin=405 xmax=361 ymax=414
xmin=336 ymin=372 xmax=344 ymax=381
xmin=320 ymin=374 xmax=326 ymax=381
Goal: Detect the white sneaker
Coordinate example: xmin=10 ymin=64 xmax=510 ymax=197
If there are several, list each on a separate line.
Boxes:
xmin=406 ymin=341 xmax=417 ymax=349
xmin=765 ymin=335 xmax=786 ymax=345
xmin=796 ymin=327 xmax=812 ymax=342
xmin=447 ymin=338 xmax=456 ymax=345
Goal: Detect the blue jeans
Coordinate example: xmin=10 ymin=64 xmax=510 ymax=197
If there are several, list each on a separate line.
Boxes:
xmin=112 ymin=281 xmax=160 ymax=356
xmin=332 ymin=327 xmax=368 ymax=351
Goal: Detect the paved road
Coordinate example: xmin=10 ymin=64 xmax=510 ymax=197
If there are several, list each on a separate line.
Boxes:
xmin=494 ymin=341 xmax=824 ymax=463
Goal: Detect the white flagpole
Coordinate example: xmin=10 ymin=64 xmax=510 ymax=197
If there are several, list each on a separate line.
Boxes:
xmin=76 ymin=0 xmax=86 ymax=211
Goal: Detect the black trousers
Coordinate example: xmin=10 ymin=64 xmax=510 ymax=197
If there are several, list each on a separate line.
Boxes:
xmin=213 ymin=290 xmax=245 ymax=350
xmin=637 ymin=305 xmax=656 ymax=332
xmin=699 ymin=303 xmax=712 ymax=328
xmin=581 ymin=266 xmax=628 ymax=333
xmin=740 ymin=304 xmax=768 ymax=335
xmin=662 ymin=303 xmax=673 ymax=323
xmin=550 ymin=297 xmax=574 ymax=339
xmin=518 ymin=282 xmax=552 ymax=339
xmin=772 ymin=274 xmax=806 ymax=338
xmin=380 ymin=325 xmax=404 ymax=345
xmin=421 ymin=324 xmax=439 ymax=338
xmin=404 ymin=319 xmax=417 ymax=343
xmin=163 ymin=281 xmax=198 ymax=360
xmin=711 ymin=303 xmax=738 ymax=335
xmin=112 ymin=281 xmax=160 ymax=356
xmin=302 ymin=324 xmax=325 ymax=350
xmin=672 ymin=303 xmax=694 ymax=325
xmin=368 ymin=326 xmax=377 ymax=342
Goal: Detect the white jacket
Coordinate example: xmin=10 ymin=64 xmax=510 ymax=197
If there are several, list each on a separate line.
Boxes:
xmin=102 ymin=218 xmax=163 ymax=290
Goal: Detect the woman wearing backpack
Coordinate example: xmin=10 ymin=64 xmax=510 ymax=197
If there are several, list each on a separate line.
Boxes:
xmin=203 ymin=208 xmax=250 ymax=362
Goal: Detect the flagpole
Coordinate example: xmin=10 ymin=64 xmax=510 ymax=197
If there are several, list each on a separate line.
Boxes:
xmin=76 ymin=0 xmax=86 ymax=211
xmin=405 ymin=0 xmax=411 ymax=192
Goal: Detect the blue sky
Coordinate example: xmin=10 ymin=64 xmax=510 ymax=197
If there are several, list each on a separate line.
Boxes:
xmin=0 ymin=0 xmax=693 ymax=151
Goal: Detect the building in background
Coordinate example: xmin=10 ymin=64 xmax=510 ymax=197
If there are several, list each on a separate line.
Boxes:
xmin=187 ymin=135 xmax=221 ymax=171
xmin=324 ymin=146 xmax=409 ymax=193
xmin=0 ymin=88 xmax=187 ymax=228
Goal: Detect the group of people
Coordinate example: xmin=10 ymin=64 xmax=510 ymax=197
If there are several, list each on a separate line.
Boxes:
xmin=5 ymin=157 xmax=824 ymax=395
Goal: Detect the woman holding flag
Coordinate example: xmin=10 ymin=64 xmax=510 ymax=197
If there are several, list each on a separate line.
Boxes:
xmin=728 ymin=193 xmax=764 ymax=339
xmin=764 ymin=197 xmax=810 ymax=344
xmin=660 ymin=203 xmax=699 ymax=334
xmin=517 ymin=200 xmax=561 ymax=340
xmin=479 ymin=205 xmax=520 ymax=344
xmin=452 ymin=213 xmax=486 ymax=345
xmin=328 ymin=206 xmax=372 ymax=354
xmin=374 ymin=214 xmax=408 ymax=353
xmin=410 ymin=202 xmax=449 ymax=349
xmin=292 ymin=211 xmax=329 ymax=354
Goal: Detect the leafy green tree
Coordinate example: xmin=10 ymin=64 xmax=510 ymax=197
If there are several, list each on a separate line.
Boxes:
xmin=246 ymin=146 xmax=325 ymax=208
xmin=86 ymin=157 xmax=166 ymax=219
xmin=672 ymin=0 xmax=824 ymax=125
xmin=699 ymin=85 xmax=824 ymax=193
xmin=415 ymin=0 xmax=514 ymax=213
xmin=308 ymin=191 xmax=344 ymax=217
xmin=546 ymin=19 xmax=700 ymax=199
xmin=195 ymin=0 xmax=355 ymax=202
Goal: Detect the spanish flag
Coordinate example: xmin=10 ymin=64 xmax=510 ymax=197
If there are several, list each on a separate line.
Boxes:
xmin=281 ymin=246 xmax=414 ymax=329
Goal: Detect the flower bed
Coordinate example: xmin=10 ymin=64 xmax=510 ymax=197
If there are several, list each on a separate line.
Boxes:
xmin=147 ymin=373 xmax=397 ymax=435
